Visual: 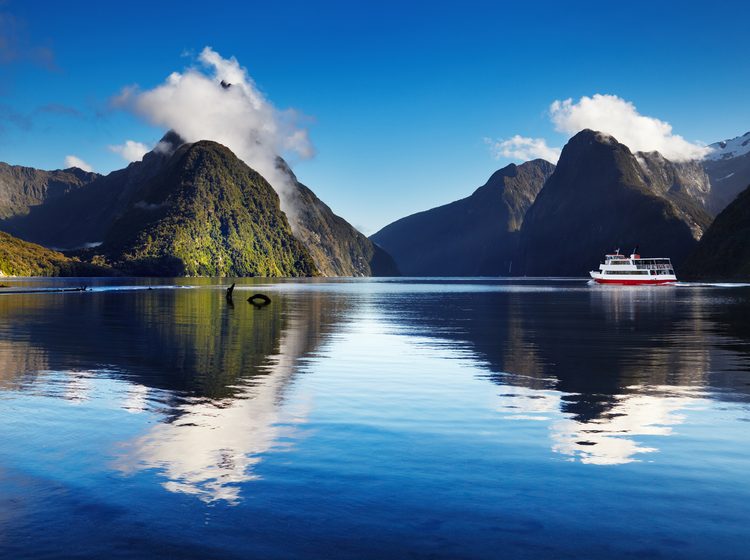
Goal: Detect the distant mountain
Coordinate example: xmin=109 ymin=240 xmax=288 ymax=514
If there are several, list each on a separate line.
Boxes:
xmin=682 ymin=182 xmax=750 ymax=279
xmin=371 ymin=160 xmax=555 ymax=276
xmin=98 ymin=140 xmax=316 ymax=277
xmin=703 ymin=131 xmax=750 ymax=213
xmin=518 ymin=130 xmax=710 ymax=276
xmin=279 ymin=161 xmax=399 ymax=277
xmin=0 ymin=132 xmax=184 ymax=249
xmin=0 ymin=163 xmax=98 ymax=220
xmin=634 ymin=151 xmax=712 ymax=238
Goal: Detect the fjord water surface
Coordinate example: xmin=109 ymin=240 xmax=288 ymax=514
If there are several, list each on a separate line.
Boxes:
xmin=0 ymin=278 xmax=749 ymax=559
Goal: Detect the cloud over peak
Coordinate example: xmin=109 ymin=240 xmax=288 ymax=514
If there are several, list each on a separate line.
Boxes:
xmin=113 ymin=46 xmax=315 ymax=220
xmin=489 ymin=93 xmax=710 ymax=165
xmin=64 ymin=155 xmax=94 ymax=172
xmin=109 ymin=140 xmax=150 ymax=162
xmin=485 ymin=135 xmax=561 ymax=164
xmin=549 ymin=94 xmax=710 ymax=161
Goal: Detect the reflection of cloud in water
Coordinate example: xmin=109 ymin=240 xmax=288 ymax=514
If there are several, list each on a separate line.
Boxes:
xmin=551 ymin=392 xmax=693 ymax=465
xmin=498 ymin=386 xmax=698 ymax=465
xmin=122 ymin=383 xmax=150 ymax=414
xmin=116 ymin=312 xmax=312 ymax=504
xmin=63 ymin=371 xmax=95 ymax=404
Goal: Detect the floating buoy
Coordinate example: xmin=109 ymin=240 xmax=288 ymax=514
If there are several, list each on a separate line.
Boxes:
xmin=247 ymin=293 xmax=271 ymax=307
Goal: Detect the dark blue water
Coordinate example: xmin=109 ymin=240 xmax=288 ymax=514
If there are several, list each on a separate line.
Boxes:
xmin=1 ymin=278 xmax=749 ymax=559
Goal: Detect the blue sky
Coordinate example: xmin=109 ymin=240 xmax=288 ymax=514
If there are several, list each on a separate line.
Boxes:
xmin=1 ymin=0 xmax=749 ymax=233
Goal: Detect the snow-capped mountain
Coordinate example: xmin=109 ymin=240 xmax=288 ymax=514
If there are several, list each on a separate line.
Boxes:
xmin=706 ymin=131 xmax=750 ymax=161
xmin=702 ymin=131 xmax=750 ymax=213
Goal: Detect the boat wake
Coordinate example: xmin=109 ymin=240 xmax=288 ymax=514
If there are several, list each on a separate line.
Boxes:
xmin=675 ymin=282 xmax=750 ymax=288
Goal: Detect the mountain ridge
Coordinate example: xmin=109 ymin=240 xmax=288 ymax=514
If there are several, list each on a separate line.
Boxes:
xmin=0 ymin=163 xmax=99 ymax=220
xmin=371 ymin=159 xmax=555 ymax=276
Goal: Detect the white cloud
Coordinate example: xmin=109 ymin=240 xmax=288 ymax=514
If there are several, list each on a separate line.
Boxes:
xmin=489 ymin=93 xmax=711 ymax=164
xmin=114 ymin=46 xmax=315 ymax=225
xmin=109 ymin=84 xmax=138 ymax=108
xmin=485 ymin=135 xmax=561 ymax=163
xmin=64 ymin=155 xmax=94 ymax=172
xmin=108 ymin=140 xmax=150 ymax=162
xmin=549 ymin=94 xmax=710 ymax=161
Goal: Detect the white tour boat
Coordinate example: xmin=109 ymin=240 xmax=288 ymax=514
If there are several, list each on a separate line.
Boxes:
xmin=589 ymin=249 xmax=677 ymax=285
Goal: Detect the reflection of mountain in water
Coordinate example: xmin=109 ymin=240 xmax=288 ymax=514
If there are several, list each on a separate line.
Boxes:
xmin=0 ymin=288 xmax=345 ymax=397
xmin=385 ymin=283 xmax=750 ymax=464
xmin=117 ymin=299 xmax=333 ymax=503
xmin=0 ymin=287 xmax=348 ymax=502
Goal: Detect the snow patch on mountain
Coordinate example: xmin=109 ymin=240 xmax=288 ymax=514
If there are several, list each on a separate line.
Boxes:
xmin=706 ymin=131 xmax=750 ymax=161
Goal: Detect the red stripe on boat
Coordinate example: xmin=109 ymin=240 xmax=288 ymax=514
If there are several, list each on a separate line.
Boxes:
xmin=593 ymin=278 xmax=675 ymax=285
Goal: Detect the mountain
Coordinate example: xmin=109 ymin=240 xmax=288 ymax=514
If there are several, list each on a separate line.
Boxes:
xmin=0 ymin=163 xmax=98 ymax=220
xmin=518 ymin=130 xmax=711 ymax=276
xmin=97 ymin=140 xmax=317 ymax=277
xmin=371 ymin=160 xmax=555 ymax=276
xmin=0 ymin=231 xmax=104 ymax=277
xmin=0 ymin=132 xmax=395 ymax=277
xmin=703 ymin=131 xmax=750 ymax=213
xmin=634 ymin=151 xmax=712 ymax=238
xmin=279 ymin=161 xmax=398 ymax=277
xmin=682 ymin=182 xmax=750 ymax=279
xmin=0 ymin=132 xmax=183 ymax=249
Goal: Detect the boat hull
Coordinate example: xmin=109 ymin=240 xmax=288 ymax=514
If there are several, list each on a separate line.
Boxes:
xmin=591 ymin=277 xmax=676 ymax=285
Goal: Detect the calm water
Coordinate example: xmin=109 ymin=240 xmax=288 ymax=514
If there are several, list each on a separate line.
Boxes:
xmin=1 ymin=277 xmax=749 ymax=559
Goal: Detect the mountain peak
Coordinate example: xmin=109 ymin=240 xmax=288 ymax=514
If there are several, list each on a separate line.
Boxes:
xmin=518 ymin=129 xmax=704 ymax=276
xmin=100 ymin=137 xmax=317 ymax=277
xmin=144 ymin=130 xmax=187 ymax=161
xmin=568 ymin=128 xmax=618 ymax=146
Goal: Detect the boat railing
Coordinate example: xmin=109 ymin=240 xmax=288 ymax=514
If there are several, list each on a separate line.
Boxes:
xmin=634 ymin=263 xmax=672 ymax=270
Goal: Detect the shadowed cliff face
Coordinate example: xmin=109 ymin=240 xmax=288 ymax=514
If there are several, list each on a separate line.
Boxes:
xmin=682 ymin=182 xmax=750 ymax=279
xmin=0 ymin=133 xmax=183 ymax=250
xmin=371 ymin=159 xmax=555 ymax=276
xmin=277 ymin=160 xmax=399 ymax=277
xmin=518 ymin=130 xmax=703 ymax=276
xmin=0 ymin=163 xmax=98 ymax=221
xmin=635 ymin=151 xmax=713 ymax=237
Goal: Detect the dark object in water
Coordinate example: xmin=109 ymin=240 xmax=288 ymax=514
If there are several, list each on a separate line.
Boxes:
xmin=226 ymin=282 xmax=236 ymax=303
xmin=248 ymin=293 xmax=271 ymax=307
